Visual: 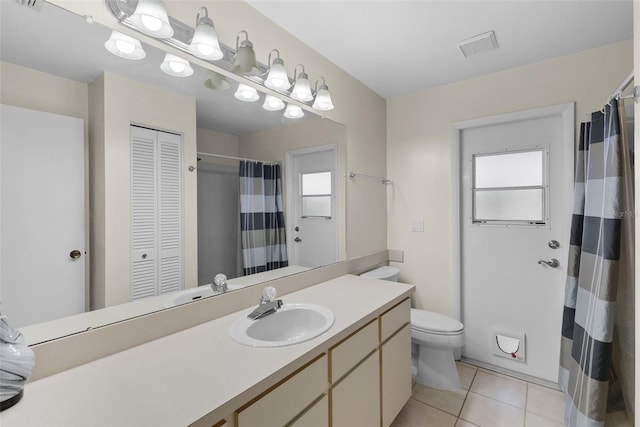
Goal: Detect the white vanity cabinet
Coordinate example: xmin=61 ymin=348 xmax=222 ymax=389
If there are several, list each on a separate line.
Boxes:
xmin=330 ymin=320 xmax=380 ymax=426
xmin=380 ymin=299 xmax=412 ymax=427
xmin=235 ymin=354 xmax=328 ymax=427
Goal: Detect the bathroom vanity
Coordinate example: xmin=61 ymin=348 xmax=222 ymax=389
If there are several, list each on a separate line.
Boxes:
xmin=1 ymin=275 xmax=413 ymax=426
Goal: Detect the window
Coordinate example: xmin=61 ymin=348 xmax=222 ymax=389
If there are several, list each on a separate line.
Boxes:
xmin=473 ymin=149 xmax=547 ymax=225
xmin=301 ymin=171 xmax=332 ymax=218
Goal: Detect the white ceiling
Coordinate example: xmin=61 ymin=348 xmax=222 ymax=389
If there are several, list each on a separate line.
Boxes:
xmin=247 ymin=0 xmax=634 ymax=99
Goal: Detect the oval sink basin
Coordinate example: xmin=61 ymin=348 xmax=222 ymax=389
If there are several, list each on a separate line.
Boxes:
xmin=229 ymin=303 xmax=335 ymax=347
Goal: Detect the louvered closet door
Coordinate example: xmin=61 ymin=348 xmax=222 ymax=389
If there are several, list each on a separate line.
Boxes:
xmin=131 ymin=126 xmax=183 ymax=300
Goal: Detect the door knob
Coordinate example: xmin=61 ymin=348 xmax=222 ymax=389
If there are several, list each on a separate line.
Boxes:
xmin=548 ymin=240 xmax=560 ymax=249
xmin=69 ymin=250 xmax=82 ymax=259
xmin=294 ymin=237 xmax=302 ymax=242
xmin=538 ymin=258 xmax=559 ymax=268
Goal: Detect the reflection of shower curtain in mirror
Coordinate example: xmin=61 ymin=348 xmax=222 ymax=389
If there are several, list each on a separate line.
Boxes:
xmin=239 ymin=161 xmax=288 ymax=275
xmin=559 ymin=99 xmax=634 ymax=426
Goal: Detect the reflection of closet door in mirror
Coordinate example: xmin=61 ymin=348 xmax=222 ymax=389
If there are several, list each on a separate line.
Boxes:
xmin=1 ymin=104 xmax=85 ymax=328
xmin=131 ymin=125 xmax=183 ymax=300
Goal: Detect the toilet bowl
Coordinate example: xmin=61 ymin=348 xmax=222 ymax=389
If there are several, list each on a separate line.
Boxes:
xmin=360 ymin=266 xmax=465 ymax=391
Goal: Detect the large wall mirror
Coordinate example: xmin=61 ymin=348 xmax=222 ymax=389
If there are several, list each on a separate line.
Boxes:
xmin=0 ymin=0 xmax=347 ymax=344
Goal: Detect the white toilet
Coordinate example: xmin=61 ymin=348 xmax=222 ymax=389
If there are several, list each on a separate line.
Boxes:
xmin=360 ymin=266 xmax=465 ymax=391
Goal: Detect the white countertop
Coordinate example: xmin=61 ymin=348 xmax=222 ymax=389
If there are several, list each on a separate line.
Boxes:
xmin=1 ymin=275 xmax=413 ymax=426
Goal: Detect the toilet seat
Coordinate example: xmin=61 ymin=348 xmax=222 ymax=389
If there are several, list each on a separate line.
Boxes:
xmin=411 ymin=309 xmax=464 ymax=335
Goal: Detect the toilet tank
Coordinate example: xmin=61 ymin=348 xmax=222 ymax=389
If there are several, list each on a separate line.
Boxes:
xmin=360 ymin=266 xmax=400 ymax=282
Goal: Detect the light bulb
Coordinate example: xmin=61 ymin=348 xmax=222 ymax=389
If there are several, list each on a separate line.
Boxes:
xmin=234 ymin=84 xmax=259 ymax=102
xmin=160 ymin=53 xmax=193 ymax=77
xmin=284 ymin=104 xmax=304 ymax=119
xmin=115 ymin=39 xmax=135 ymax=54
xmin=263 ymin=95 xmax=285 ymax=111
xmin=141 ymin=15 xmax=162 ymax=32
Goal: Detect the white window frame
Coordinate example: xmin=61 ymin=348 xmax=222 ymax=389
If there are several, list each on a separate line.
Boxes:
xmin=300 ymin=170 xmax=333 ymax=219
xmin=471 ymin=146 xmax=550 ymax=226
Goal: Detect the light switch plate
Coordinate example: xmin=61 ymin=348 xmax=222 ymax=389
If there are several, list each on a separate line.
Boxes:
xmin=411 ymin=219 xmax=424 ymax=232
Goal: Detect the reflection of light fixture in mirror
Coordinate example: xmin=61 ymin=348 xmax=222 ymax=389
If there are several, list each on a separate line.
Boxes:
xmin=264 ymin=49 xmax=290 ymax=91
xmin=263 ymin=95 xmax=285 ymax=111
xmin=203 ymin=70 xmax=231 ymax=90
xmin=290 ymin=64 xmax=313 ymax=102
xmin=129 ymin=0 xmax=174 ymax=39
xmin=104 ymin=31 xmax=146 ymax=60
xmin=234 ymin=83 xmax=260 ymax=102
xmin=312 ymin=77 xmax=334 ymax=111
xmin=188 ymin=7 xmax=223 ymax=60
xmin=284 ymin=104 xmax=304 ymax=119
xmin=160 ymin=53 xmax=194 ymax=77
xmin=232 ymin=30 xmax=260 ymax=76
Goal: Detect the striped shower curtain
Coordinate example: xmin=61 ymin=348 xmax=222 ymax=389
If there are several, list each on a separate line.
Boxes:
xmin=559 ymin=100 xmax=633 ymax=426
xmin=239 ymin=161 xmax=288 ymax=275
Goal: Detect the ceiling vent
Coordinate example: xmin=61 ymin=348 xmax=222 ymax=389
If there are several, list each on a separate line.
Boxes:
xmin=456 ymin=30 xmax=498 ymax=58
xmin=15 ymin=0 xmax=43 ymax=11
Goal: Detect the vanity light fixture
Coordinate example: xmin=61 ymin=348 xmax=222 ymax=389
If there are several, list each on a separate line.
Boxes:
xmin=312 ymin=77 xmax=334 ymax=111
xmin=284 ymin=103 xmax=304 ymax=119
xmin=104 ymin=31 xmax=146 ymax=60
xmin=188 ymin=7 xmax=223 ymax=61
xmin=232 ymin=30 xmax=260 ymax=76
xmin=290 ymin=64 xmax=313 ymax=102
xmin=263 ymin=95 xmax=286 ymax=111
xmin=160 ymin=53 xmax=194 ymax=77
xmin=204 ymin=70 xmax=231 ymax=90
xmin=264 ymin=49 xmax=290 ymax=91
xmin=234 ymin=83 xmax=260 ymax=102
xmin=129 ymin=0 xmax=174 ymax=39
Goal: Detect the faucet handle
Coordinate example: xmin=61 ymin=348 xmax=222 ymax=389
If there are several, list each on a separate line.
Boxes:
xmin=214 ymin=273 xmax=227 ymax=286
xmin=260 ymin=286 xmax=277 ymax=304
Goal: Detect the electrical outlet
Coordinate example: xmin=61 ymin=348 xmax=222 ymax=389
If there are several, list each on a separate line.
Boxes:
xmin=411 ymin=219 xmax=424 ymax=232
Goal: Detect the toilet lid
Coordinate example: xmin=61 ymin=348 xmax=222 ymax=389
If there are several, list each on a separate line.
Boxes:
xmin=411 ymin=309 xmax=464 ymax=334
xmin=360 ymin=266 xmax=400 ymax=279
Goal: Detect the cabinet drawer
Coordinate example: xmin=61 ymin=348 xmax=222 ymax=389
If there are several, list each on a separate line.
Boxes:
xmin=288 ymin=395 xmax=328 ymax=426
xmin=380 ymin=298 xmax=410 ymax=342
xmin=330 ymin=320 xmax=378 ymax=382
xmin=236 ymin=354 xmax=328 ymax=427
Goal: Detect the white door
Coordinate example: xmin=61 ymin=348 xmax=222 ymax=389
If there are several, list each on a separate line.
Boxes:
xmin=459 ymin=105 xmax=573 ymax=382
xmin=287 ymin=145 xmax=338 ymax=268
xmin=131 ymin=125 xmax=183 ymax=300
xmin=0 ymin=104 xmax=85 ymax=328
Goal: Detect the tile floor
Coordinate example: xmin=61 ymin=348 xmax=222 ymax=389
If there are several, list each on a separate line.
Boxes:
xmin=390 ymin=362 xmax=633 ymax=427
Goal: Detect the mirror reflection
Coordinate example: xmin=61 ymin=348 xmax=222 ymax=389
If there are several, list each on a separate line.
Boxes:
xmin=0 ymin=1 xmax=346 ymax=343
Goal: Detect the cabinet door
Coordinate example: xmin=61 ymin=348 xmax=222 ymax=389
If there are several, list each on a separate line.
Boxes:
xmin=382 ymin=324 xmax=412 ymax=427
xmin=289 ymin=395 xmax=328 ymax=427
xmin=332 ymin=350 xmax=380 ymax=427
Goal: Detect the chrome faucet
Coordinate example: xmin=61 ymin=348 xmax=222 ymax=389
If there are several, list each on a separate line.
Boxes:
xmin=248 ymin=286 xmax=283 ymax=320
xmin=211 ymin=273 xmax=228 ymax=294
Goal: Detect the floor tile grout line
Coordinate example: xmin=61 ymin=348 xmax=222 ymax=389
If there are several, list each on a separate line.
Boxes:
xmin=523 ymin=381 xmax=529 ymax=427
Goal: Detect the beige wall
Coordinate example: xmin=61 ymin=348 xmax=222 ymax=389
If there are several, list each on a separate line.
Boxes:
xmin=387 ymin=39 xmax=634 ymax=315
xmin=90 ymin=72 xmax=197 ymax=308
xmin=240 ymin=119 xmax=348 ymax=260
xmin=50 ymin=0 xmax=389 ymax=260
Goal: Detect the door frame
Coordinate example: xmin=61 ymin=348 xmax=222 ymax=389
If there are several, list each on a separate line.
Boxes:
xmin=449 ymin=103 xmax=575 ymax=321
xmin=285 ymin=144 xmax=339 ymax=266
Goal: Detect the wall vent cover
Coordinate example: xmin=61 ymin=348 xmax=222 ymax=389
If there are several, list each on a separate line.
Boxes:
xmin=456 ymin=30 xmax=499 ymax=57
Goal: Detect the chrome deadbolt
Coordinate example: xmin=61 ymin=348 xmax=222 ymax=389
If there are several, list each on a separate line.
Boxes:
xmin=548 ymin=240 xmax=560 ymax=249
xmin=70 ymin=250 xmax=82 ymax=259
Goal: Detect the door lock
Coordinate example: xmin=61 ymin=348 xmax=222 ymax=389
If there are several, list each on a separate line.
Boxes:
xmin=294 ymin=226 xmax=300 ymax=232
xmin=548 ymin=240 xmax=560 ymax=249
xmin=69 ymin=250 xmax=82 ymax=259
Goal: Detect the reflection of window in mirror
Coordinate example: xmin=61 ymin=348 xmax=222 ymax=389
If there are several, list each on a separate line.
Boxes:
xmin=301 ymin=171 xmax=332 ymax=218
xmin=472 ymin=149 xmax=546 ymax=224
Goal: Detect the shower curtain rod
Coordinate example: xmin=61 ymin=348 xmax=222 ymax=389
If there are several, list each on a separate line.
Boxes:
xmin=607 ymin=71 xmax=637 ymax=103
xmin=196 ymin=152 xmax=278 ymax=165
